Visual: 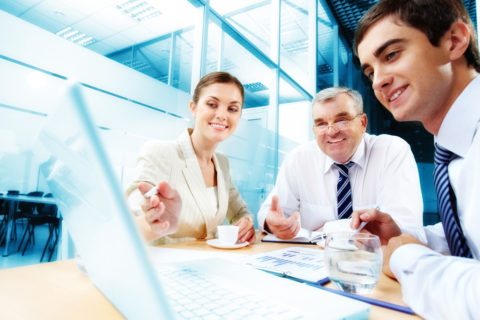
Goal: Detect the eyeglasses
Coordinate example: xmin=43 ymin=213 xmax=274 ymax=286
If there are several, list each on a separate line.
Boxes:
xmin=314 ymin=113 xmax=363 ymax=133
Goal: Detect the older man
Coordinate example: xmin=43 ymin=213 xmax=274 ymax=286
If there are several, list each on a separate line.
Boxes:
xmin=257 ymin=87 xmax=423 ymax=239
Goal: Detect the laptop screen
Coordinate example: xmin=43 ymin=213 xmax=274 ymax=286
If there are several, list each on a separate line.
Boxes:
xmin=35 ymin=82 xmax=173 ymax=319
xmin=33 ymin=82 xmax=371 ymax=320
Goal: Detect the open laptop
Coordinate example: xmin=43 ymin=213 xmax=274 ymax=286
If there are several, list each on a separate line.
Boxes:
xmin=35 ymin=82 xmax=370 ymax=319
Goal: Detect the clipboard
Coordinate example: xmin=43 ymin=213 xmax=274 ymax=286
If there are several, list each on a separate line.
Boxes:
xmin=246 ymin=247 xmax=329 ymax=285
xmin=246 ymin=247 xmax=415 ymax=315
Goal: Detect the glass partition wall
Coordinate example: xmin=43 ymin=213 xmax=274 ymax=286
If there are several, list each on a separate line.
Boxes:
xmin=0 ymin=0 xmax=354 ymax=265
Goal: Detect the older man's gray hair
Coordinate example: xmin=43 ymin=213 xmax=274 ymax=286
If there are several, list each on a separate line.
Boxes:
xmin=312 ymin=87 xmax=363 ymax=113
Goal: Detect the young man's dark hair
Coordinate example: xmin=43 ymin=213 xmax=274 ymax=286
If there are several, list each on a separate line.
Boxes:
xmin=353 ymin=0 xmax=480 ymax=72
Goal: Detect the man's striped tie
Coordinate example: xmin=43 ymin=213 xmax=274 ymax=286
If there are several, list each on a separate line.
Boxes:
xmin=433 ymin=144 xmax=472 ymax=258
xmin=335 ymin=162 xmax=354 ymax=219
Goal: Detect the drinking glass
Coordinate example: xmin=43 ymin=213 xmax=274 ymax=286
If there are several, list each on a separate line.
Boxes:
xmin=324 ymin=232 xmax=382 ymax=294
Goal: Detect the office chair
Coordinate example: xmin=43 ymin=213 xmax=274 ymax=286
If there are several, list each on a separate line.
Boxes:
xmin=13 ymin=191 xmax=43 ymax=242
xmin=0 ymin=194 xmax=6 ymax=245
xmin=0 ymin=190 xmax=21 ymax=245
xmin=37 ymin=193 xmax=61 ymax=261
xmin=18 ymin=193 xmax=61 ymax=262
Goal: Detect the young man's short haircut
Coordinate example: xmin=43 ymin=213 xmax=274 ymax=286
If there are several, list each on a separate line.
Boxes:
xmin=353 ymin=0 xmax=480 ymax=72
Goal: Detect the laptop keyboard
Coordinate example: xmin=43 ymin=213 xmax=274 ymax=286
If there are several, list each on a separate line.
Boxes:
xmin=158 ymin=265 xmax=305 ymax=320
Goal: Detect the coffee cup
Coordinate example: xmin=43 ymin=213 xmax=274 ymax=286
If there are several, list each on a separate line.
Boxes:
xmin=217 ymin=225 xmax=239 ymax=245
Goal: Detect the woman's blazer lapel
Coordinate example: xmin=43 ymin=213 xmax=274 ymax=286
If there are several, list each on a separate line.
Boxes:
xmin=177 ymin=131 xmax=214 ymax=232
xmin=213 ymin=153 xmax=228 ymax=220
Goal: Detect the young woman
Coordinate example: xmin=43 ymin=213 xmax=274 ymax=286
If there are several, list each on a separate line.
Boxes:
xmin=126 ymin=72 xmax=256 ymax=245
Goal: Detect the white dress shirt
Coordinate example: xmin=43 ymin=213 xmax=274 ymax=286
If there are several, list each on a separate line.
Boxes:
xmin=391 ymin=75 xmax=480 ymax=320
xmin=257 ymin=133 xmax=423 ymax=232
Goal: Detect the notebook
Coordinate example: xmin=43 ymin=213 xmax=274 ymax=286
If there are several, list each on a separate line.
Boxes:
xmin=262 ymin=219 xmax=357 ymax=246
xmin=34 ymin=82 xmax=370 ymax=320
xmin=262 ymin=228 xmax=326 ymax=244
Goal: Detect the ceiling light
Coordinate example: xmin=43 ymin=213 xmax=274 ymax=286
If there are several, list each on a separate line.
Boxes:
xmin=77 ymin=37 xmax=95 ymax=46
xmin=56 ymin=27 xmax=96 ymax=47
xmin=244 ymin=82 xmax=268 ymax=92
xmin=56 ymin=26 xmax=72 ymax=37
xmin=116 ymin=0 xmax=162 ymax=22
xmin=69 ymin=33 xmax=85 ymax=42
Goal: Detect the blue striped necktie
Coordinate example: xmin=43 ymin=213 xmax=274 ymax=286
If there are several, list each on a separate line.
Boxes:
xmin=335 ymin=162 xmax=354 ymax=219
xmin=433 ymin=144 xmax=472 ymax=258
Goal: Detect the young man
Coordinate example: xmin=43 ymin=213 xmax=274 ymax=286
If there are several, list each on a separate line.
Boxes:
xmin=353 ymin=0 xmax=480 ymax=318
xmin=257 ymin=87 xmax=423 ymax=239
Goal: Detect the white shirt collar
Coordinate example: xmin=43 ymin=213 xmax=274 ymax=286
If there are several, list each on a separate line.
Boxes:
xmin=437 ymin=75 xmax=480 ymax=157
xmin=323 ymin=135 xmax=366 ymax=174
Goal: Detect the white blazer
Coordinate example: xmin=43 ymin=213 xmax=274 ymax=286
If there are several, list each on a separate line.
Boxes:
xmin=126 ymin=129 xmax=253 ymax=244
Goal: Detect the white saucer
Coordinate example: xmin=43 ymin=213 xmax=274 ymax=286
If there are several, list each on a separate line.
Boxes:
xmin=206 ymin=239 xmax=249 ymax=249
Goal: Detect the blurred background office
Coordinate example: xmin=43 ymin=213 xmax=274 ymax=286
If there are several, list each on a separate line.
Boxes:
xmin=0 ymin=0 xmax=478 ymax=268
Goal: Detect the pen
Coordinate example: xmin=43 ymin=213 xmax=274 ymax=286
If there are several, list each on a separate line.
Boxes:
xmin=351 ymin=221 xmax=368 ymax=236
xmin=144 ymin=187 xmax=158 ymax=198
xmin=314 ymin=285 xmax=415 ymax=315
xmin=351 ymin=205 xmax=380 ymax=235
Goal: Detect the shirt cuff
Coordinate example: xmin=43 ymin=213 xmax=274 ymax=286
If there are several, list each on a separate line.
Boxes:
xmin=390 ymin=244 xmax=442 ymax=280
xmin=399 ymin=224 xmax=428 ymax=244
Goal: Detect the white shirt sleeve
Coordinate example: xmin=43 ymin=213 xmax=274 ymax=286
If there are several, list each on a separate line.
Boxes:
xmin=257 ymin=191 xmax=273 ymax=233
xmin=257 ymin=153 xmax=300 ymax=232
xmin=375 ymin=137 xmax=423 ymax=228
xmin=423 ymin=223 xmax=451 ymax=254
xmin=390 ymin=244 xmax=480 ymax=319
xmin=400 ymin=222 xmax=450 ymax=253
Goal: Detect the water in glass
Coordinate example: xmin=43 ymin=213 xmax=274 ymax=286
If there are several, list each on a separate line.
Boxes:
xmin=324 ymin=232 xmax=382 ymax=294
